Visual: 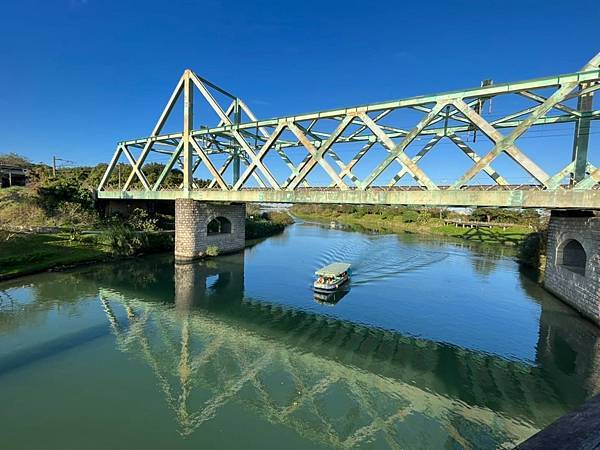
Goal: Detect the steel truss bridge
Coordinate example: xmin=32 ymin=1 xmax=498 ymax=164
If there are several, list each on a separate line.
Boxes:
xmin=98 ymin=53 xmax=600 ymax=208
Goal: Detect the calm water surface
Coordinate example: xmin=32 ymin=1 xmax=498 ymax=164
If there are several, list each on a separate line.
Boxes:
xmin=1 ymin=222 xmax=599 ymax=449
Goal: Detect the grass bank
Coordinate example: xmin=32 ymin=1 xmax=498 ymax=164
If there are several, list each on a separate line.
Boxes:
xmin=292 ymin=207 xmax=534 ymax=246
xmin=0 ymin=159 xmax=297 ymax=280
xmin=0 ymin=230 xmax=174 ymax=280
xmin=245 ymin=210 xmax=294 ymax=240
xmin=0 ymin=212 xmax=294 ymax=281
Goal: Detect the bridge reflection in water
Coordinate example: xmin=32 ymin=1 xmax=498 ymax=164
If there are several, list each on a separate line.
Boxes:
xmin=95 ymin=254 xmax=600 ymax=449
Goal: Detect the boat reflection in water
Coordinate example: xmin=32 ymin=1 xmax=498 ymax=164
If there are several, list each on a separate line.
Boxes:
xmin=313 ymin=288 xmax=350 ymax=305
xmin=80 ymin=252 xmax=600 ymax=449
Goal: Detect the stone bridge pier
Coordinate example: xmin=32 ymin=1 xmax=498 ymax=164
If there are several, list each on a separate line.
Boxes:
xmin=545 ymin=210 xmax=600 ymax=326
xmin=175 ymin=199 xmax=245 ymax=262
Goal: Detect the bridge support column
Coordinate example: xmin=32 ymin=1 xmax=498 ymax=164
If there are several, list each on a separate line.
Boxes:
xmin=175 ymin=199 xmax=245 ymax=262
xmin=545 ymin=210 xmax=600 ymax=326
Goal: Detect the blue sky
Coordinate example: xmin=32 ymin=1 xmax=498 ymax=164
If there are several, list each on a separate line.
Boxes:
xmin=1 ymin=0 xmax=598 ymax=184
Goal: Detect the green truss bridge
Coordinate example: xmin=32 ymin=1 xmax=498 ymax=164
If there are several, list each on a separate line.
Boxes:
xmin=98 ymin=52 xmax=600 ymax=209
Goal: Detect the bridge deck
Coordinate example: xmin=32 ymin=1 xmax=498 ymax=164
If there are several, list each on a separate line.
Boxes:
xmin=98 ymin=185 xmax=600 ymax=208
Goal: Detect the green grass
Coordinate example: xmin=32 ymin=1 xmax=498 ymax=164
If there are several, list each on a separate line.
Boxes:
xmin=0 ymin=212 xmax=292 ymax=279
xmin=429 ymin=224 xmax=530 ymax=245
xmin=294 ymin=211 xmax=531 ymax=245
xmin=0 ymin=232 xmax=109 ymax=279
xmin=0 ymin=230 xmax=175 ymax=279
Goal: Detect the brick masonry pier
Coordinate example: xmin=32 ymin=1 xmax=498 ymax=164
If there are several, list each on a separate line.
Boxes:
xmin=175 ymin=199 xmax=245 ymax=262
xmin=515 ymin=394 xmax=600 ymax=449
xmin=545 ymin=210 xmax=600 ymax=326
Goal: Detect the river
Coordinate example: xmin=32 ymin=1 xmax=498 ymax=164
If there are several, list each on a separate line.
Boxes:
xmin=1 ymin=221 xmax=599 ymax=449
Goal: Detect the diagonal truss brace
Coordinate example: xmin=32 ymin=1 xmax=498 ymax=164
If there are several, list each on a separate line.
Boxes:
xmin=359 ymin=109 xmax=443 ymax=190
xmin=286 ymin=117 xmax=354 ymax=190
xmin=450 ymin=99 xmax=550 ymax=188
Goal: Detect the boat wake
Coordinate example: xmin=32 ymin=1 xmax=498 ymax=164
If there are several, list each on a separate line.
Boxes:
xmin=314 ymin=234 xmax=449 ymax=286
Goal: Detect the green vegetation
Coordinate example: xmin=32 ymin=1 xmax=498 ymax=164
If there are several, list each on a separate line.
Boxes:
xmin=291 ymin=204 xmax=547 ymax=267
xmin=245 ymin=207 xmax=294 ymax=240
xmin=0 ymin=231 xmax=107 ymax=279
xmin=0 ymin=181 xmax=98 ymax=229
xmin=0 ymin=153 xmax=295 ymax=278
xmin=0 ymin=152 xmax=31 ymax=167
xmin=205 ymin=245 xmax=220 ymax=257
xmin=0 ymin=153 xmax=180 ymax=278
xmin=0 ymin=228 xmax=174 ymax=280
xmin=0 ymin=193 xmax=173 ymax=278
xmin=517 ymin=230 xmax=547 ymax=272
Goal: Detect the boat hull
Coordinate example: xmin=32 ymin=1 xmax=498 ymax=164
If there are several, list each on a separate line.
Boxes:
xmin=313 ymin=276 xmax=349 ymax=293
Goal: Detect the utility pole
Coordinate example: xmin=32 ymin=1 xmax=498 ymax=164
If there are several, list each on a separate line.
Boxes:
xmin=52 ymin=155 xmax=74 ymax=177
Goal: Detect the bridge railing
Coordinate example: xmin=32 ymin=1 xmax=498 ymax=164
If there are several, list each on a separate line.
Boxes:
xmin=97 ymin=53 xmax=600 ymax=207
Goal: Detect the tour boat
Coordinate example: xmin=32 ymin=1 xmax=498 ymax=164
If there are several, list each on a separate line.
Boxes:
xmin=313 ymin=263 xmax=351 ymax=292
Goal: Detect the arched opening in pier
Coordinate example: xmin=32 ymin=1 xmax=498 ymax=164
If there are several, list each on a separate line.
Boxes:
xmin=558 ymin=239 xmax=586 ymax=276
xmin=207 ymin=216 xmax=232 ymax=235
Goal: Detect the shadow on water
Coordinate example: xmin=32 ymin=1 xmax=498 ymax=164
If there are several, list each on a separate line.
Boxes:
xmin=1 ymin=238 xmax=600 ymax=448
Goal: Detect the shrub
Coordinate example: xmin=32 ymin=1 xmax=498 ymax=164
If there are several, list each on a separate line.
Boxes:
xmin=36 ymin=178 xmax=94 ymax=211
xmin=264 ymin=211 xmax=294 ymax=226
xmin=417 ymin=211 xmax=432 ymax=224
xmin=401 ymin=210 xmax=419 ymax=223
xmin=128 ymin=208 xmax=158 ymax=232
xmin=0 ymin=152 xmax=31 ymax=167
xmin=100 ymin=224 xmax=147 ymax=256
xmin=0 ymin=188 xmax=50 ymax=227
xmin=205 ymin=245 xmax=219 ymax=257
xmin=471 ymin=207 xmax=541 ymax=225
xmin=518 ymin=230 xmax=547 ymax=269
xmin=55 ymin=201 xmax=99 ymax=227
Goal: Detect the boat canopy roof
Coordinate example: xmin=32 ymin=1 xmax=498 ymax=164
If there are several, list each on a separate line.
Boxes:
xmin=315 ymin=263 xmax=351 ymax=276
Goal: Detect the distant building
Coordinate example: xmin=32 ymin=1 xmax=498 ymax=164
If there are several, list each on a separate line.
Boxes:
xmin=0 ymin=164 xmax=28 ymax=188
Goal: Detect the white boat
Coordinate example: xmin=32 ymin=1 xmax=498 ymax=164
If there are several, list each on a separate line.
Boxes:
xmin=313 ymin=263 xmax=351 ymax=292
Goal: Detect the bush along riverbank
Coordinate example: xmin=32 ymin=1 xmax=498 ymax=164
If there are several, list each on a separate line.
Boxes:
xmin=245 ymin=209 xmax=294 ymax=240
xmin=0 ymin=210 xmax=294 ymax=280
xmin=291 ymin=204 xmax=547 ymax=270
xmin=0 ymin=152 xmax=296 ymax=279
xmin=0 ymin=221 xmax=175 ymax=281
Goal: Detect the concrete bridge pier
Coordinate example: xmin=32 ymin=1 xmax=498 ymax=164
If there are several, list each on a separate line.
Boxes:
xmin=175 ymin=198 xmax=245 ymax=262
xmin=545 ymin=210 xmax=600 ymax=326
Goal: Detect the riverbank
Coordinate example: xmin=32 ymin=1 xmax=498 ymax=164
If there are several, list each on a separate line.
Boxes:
xmin=0 ymin=230 xmax=173 ymax=281
xmin=292 ymin=209 xmax=532 ymax=245
xmin=0 ymin=213 xmax=294 ymax=281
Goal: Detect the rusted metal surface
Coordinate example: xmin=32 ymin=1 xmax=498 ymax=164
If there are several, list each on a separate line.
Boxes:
xmin=98 ymin=186 xmax=600 ymax=209
xmin=97 ymin=52 xmax=600 ymax=207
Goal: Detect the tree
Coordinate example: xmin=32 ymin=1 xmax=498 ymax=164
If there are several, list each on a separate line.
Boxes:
xmin=0 ymin=152 xmax=31 ymax=167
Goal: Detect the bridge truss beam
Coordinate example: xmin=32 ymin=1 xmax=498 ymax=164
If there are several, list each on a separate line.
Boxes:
xmin=98 ymin=53 xmax=600 ymax=207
